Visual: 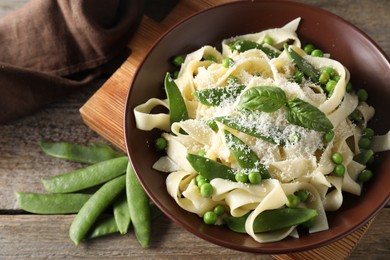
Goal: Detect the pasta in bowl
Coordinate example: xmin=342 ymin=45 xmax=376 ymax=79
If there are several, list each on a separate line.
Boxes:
xmin=124 ymin=1 xmax=390 ymax=253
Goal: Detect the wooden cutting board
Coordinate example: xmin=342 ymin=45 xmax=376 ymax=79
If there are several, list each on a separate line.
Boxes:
xmin=79 ymin=0 xmax=373 ymax=258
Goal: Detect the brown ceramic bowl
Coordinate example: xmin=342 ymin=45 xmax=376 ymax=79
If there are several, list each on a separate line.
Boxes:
xmin=124 ymin=0 xmax=390 ymax=254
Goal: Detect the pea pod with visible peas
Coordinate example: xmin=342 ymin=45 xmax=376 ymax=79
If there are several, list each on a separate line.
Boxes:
xmin=42 ymin=156 xmax=128 ymax=193
xmin=225 ymin=207 xmax=318 ymax=233
xmin=69 ymin=174 xmax=126 ymax=245
xmin=224 ymin=130 xmax=270 ymax=179
xmin=126 ymin=163 xmax=151 ymax=248
xmin=15 ymin=192 xmax=91 ymax=214
xmin=186 ymin=153 xmax=236 ymax=181
xmin=39 ymin=141 xmax=124 ymax=164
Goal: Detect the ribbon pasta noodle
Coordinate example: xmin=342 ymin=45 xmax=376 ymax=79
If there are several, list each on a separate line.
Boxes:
xmin=133 ymin=18 xmax=390 ymax=243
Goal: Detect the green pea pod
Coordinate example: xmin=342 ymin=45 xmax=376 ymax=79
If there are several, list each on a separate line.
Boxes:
xmin=225 ymin=208 xmax=318 ymax=233
xmin=224 ymin=130 xmax=270 ymax=179
xmin=230 ymin=40 xmax=280 ymax=59
xmin=126 ymin=163 xmax=151 ymax=248
xmin=86 ymin=215 xmax=119 ymax=239
xmin=165 ymin=72 xmax=189 ymax=125
xmin=194 ymin=85 xmax=246 ymax=106
xmin=39 ymin=141 xmax=124 ymax=164
xmin=186 ymin=153 xmax=236 ymax=181
xmin=353 ymin=149 xmax=374 ymax=165
xmin=215 ymin=116 xmax=281 ymax=145
xmin=15 ymin=192 xmax=91 ymax=214
xmin=69 ymin=174 xmax=126 ymax=245
xmin=284 ymin=44 xmax=320 ymax=83
xmin=113 ymin=192 xmax=131 ymax=234
xmin=42 ymin=156 xmax=128 ymax=193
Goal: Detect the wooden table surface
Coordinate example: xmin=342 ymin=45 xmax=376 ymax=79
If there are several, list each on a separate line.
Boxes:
xmin=1 ymin=0 xmax=389 ymax=259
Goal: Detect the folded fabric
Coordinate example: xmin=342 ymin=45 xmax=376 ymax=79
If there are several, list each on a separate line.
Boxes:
xmin=0 ymin=0 xmax=143 ymax=124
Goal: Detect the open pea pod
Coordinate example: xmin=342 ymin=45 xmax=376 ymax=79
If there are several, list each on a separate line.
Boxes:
xmin=230 ymin=40 xmax=280 ymax=59
xmin=194 ymin=85 xmax=246 ymax=106
xmin=224 ymin=130 xmax=270 ymax=179
xmin=186 ymin=153 xmax=236 ymax=181
xmin=284 ymin=44 xmax=320 ymax=83
xmin=225 ymin=207 xmax=318 ymax=233
xmin=164 ymin=72 xmax=189 ymax=125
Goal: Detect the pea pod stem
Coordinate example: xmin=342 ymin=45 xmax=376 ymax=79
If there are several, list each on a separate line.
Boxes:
xmin=15 ymin=192 xmax=91 ymax=214
xmin=69 ymin=174 xmax=126 ymax=245
xmin=225 ymin=208 xmax=318 ymax=233
xmin=126 ymin=163 xmax=151 ymax=248
xmin=39 ymin=141 xmax=124 ymax=164
xmin=186 ymin=153 xmax=236 ymax=181
xmin=42 ymin=156 xmax=128 ymax=193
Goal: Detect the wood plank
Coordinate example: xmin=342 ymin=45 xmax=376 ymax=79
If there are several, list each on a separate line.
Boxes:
xmin=1 ymin=209 xmax=389 ymax=259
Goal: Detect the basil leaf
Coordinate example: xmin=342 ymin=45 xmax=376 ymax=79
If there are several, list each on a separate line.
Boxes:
xmin=194 ymin=85 xmax=245 ymax=106
xmin=286 ymin=98 xmax=333 ymax=132
xmin=238 ymin=86 xmax=287 ymax=113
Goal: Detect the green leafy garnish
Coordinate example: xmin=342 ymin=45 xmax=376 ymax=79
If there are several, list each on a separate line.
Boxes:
xmin=238 ymin=86 xmax=287 ymax=112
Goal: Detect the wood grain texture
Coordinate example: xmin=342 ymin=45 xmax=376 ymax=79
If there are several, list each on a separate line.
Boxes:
xmin=1 ymin=0 xmax=389 ymax=259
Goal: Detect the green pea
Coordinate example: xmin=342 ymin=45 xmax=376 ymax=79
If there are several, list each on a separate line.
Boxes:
xmin=303 ymin=43 xmax=315 ymax=54
xmin=294 ymin=190 xmax=309 ymax=202
xmin=203 ymin=211 xmax=218 ymax=225
xmin=293 ymin=71 xmax=304 ymax=84
xmin=126 ymin=163 xmax=151 ymax=248
xmin=214 ymin=205 xmax=225 ymax=216
xmin=357 ymin=89 xmax=368 ymax=102
xmin=358 ymin=137 xmax=371 ymax=149
xmin=349 ymin=110 xmax=364 ymax=125
xmin=42 ymin=156 xmax=128 ymax=193
xmin=346 ymin=82 xmax=353 ymax=92
xmin=362 ymin=128 xmax=375 ymax=140
xmin=358 ymin=169 xmax=373 ymax=182
xmin=198 ymin=149 xmax=206 ymax=156
xmin=325 ymin=80 xmax=337 ymax=93
xmin=319 ymin=70 xmax=330 ymax=85
xmin=248 ymin=171 xmax=262 ymax=184
xmin=200 ymin=183 xmax=213 ymax=198
xmin=263 ymin=36 xmax=274 ymax=45
xmin=333 ymin=164 xmax=345 ymax=177
xmin=195 ymin=174 xmax=207 ymax=186
xmin=222 ymin=57 xmax=234 ymax=68
xmin=172 ymin=55 xmax=185 ymax=66
xmin=311 ymin=49 xmax=324 ymax=57
xmin=69 ymin=174 xmax=126 ymax=245
xmin=322 ymin=67 xmax=336 ymax=79
xmin=154 ymin=137 xmax=167 ymax=151
xmin=205 ymin=55 xmax=217 ymax=62
xmin=331 ymin=152 xmax=343 ymax=164
xmin=286 ymin=194 xmax=301 ymax=208
xmin=235 ymin=171 xmax=249 ymax=183
xmin=324 ymin=130 xmax=335 ymax=143
xmin=15 ymin=192 xmax=91 ymax=214
xmin=38 ymin=141 xmax=124 ymax=164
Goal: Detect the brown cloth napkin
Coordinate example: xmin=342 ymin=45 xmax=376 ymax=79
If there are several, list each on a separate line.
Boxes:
xmin=0 ymin=0 xmax=143 ymax=124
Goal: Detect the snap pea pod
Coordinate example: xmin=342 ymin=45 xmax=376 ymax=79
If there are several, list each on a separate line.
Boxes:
xmin=39 ymin=141 xmax=124 ymax=164
xmin=284 ymin=44 xmax=320 ymax=83
xmin=186 ymin=153 xmax=236 ymax=181
xmin=15 ymin=192 xmax=91 ymax=214
xmin=113 ymin=192 xmax=131 ymax=234
xmin=86 ymin=215 xmax=119 ymax=239
xmin=194 ymin=85 xmax=246 ymax=106
xmin=42 ymin=156 xmax=128 ymax=193
xmin=225 ymin=208 xmax=318 ymax=233
xmin=230 ymin=40 xmax=280 ymax=59
xmin=126 ymin=163 xmax=151 ymax=248
xmin=224 ymin=130 xmax=270 ymax=179
xmin=353 ymin=149 xmax=374 ymax=165
xmin=86 ymin=203 xmax=163 ymax=240
xmin=215 ymin=116 xmax=281 ymax=145
xmin=69 ymin=174 xmax=126 ymax=245
xmin=164 ymin=72 xmax=189 ymax=125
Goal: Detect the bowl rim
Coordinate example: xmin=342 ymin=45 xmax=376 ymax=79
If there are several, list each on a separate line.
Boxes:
xmin=124 ymin=0 xmax=390 ymax=254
